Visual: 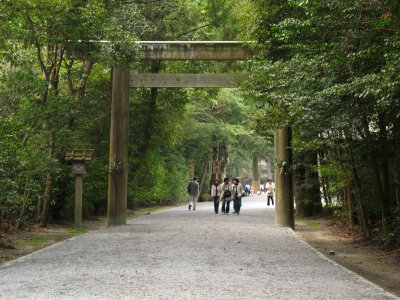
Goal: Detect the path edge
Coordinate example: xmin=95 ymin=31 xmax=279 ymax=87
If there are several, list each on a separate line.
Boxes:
xmin=287 ymin=227 xmax=399 ymax=299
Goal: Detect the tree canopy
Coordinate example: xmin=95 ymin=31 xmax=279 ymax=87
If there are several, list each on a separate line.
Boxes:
xmin=1 ymin=0 xmax=399 ymax=247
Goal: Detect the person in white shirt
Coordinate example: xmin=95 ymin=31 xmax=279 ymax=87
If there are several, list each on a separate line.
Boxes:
xmin=232 ymin=178 xmax=246 ymax=215
xmin=220 ymin=178 xmax=233 ymax=214
xmin=211 ymin=178 xmax=222 ymax=214
xmin=265 ymin=178 xmax=275 ymax=206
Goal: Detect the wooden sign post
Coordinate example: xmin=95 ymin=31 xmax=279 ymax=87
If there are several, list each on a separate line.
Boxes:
xmin=65 ymin=149 xmax=94 ymax=230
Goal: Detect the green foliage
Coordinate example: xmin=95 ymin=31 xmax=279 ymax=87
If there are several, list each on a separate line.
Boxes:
xmin=238 ymin=0 xmax=400 ymax=240
xmin=0 ymin=0 xmax=270 ymax=230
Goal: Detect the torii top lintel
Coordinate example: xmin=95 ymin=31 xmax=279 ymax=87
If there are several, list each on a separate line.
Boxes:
xmin=137 ymin=41 xmax=253 ymax=61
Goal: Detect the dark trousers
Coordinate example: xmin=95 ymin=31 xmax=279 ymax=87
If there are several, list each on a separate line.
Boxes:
xmin=213 ymin=196 xmax=220 ymax=213
xmin=267 ymin=196 xmax=274 ymax=206
xmin=234 ymin=197 xmax=242 ymax=213
xmin=221 ymin=198 xmax=231 ymax=213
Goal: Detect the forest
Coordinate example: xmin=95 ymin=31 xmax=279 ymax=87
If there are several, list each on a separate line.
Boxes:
xmin=0 ymin=0 xmax=399 ymax=248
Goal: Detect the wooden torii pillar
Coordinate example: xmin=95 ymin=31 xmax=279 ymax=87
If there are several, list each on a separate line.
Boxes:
xmin=274 ymin=128 xmax=295 ymax=229
xmin=107 ymin=68 xmax=129 ymax=225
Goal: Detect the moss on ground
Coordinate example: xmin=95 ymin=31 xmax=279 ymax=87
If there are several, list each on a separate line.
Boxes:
xmin=304 ymin=220 xmax=321 ymax=228
xmin=65 ymin=226 xmax=88 ymax=234
xmin=15 ymin=236 xmax=49 ymax=246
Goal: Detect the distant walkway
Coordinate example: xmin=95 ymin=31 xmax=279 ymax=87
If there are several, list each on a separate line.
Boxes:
xmin=0 ymin=196 xmax=397 ymax=299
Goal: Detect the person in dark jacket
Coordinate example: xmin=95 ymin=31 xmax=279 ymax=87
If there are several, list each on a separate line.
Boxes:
xmin=187 ymin=177 xmax=199 ymax=211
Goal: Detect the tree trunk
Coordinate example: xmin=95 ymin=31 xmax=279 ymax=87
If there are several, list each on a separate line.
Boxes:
xmin=253 ymin=152 xmax=259 ymax=181
xmin=318 ymin=150 xmax=330 ymax=206
xmin=266 ymin=154 xmax=273 ymax=180
xmin=210 ymin=136 xmax=218 ymax=186
xmin=379 ymin=118 xmax=391 ymax=232
xmin=346 ymin=185 xmax=356 ymax=228
xmin=304 ymin=150 xmax=322 ymax=217
xmin=16 ymin=177 xmax=31 ymax=229
xmin=76 ymin=59 xmax=94 ymax=100
xmin=349 ymin=153 xmax=371 ymax=238
xmin=294 ymin=153 xmax=306 ymax=218
xmin=360 ymin=116 xmax=390 ymax=235
xmin=198 ymin=160 xmax=209 ymax=201
xmin=343 ymin=187 xmax=348 ymax=224
xmin=189 ymin=164 xmax=195 ymax=180
xmin=218 ymin=143 xmax=229 ymax=182
xmin=39 ymin=131 xmax=55 ymax=227
xmin=395 ymin=157 xmax=400 ymax=208
xmin=394 ymin=120 xmax=400 ymax=208
xmin=141 ymin=62 xmax=160 ymax=154
xmin=252 ymin=152 xmax=260 ymax=193
xmin=93 ymin=69 xmax=113 ymax=147
xmin=370 ymin=156 xmax=391 ymax=234
xmin=320 ymin=175 xmax=329 ymax=206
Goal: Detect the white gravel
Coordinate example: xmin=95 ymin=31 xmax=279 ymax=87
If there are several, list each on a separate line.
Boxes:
xmin=0 ymin=196 xmax=397 ymax=300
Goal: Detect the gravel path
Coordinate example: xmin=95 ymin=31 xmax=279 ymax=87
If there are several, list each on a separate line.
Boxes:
xmin=0 ymin=196 xmax=397 ymax=300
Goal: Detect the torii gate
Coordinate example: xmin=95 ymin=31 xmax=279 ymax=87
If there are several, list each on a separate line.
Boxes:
xmin=107 ymin=41 xmax=294 ymax=229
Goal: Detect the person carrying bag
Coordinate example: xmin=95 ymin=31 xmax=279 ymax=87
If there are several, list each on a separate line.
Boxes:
xmin=211 ymin=178 xmax=222 ymax=214
xmin=220 ymin=178 xmax=233 ymax=214
xmin=232 ymin=178 xmax=246 ymax=215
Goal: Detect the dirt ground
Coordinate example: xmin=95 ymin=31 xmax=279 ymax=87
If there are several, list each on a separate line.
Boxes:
xmin=0 ymin=217 xmax=107 ymax=265
xmin=295 ymin=217 xmax=400 ymax=297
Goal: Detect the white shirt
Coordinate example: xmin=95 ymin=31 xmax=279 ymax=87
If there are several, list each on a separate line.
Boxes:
xmin=266 ymin=182 xmax=275 ymax=196
xmin=211 ymin=184 xmax=222 ymax=197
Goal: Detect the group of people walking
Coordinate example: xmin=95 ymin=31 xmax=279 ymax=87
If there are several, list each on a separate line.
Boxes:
xmin=187 ymin=177 xmax=246 ymax=215
xmin=211 ymin=177 xmax=246 ymax=215
xmin=187 ymin=176 xmax=276 ymax=214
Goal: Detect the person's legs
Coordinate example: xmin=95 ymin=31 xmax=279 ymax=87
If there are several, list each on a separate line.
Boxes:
xmin=267 ymin=196 xmax=271 ymax=206
xmin=214 ymin=197 xmax=219 ymax=213
xmin=235 ymin=198 xmax=241 ymax=214
xmin=192 ymin=195 xmax=198 ymax=210
xmin=221 ymin=198 xmax=226 ymax=213
xmin=226 ymin=200 xmax=231 ymax=213
xmin=271 ymin=196 xmax=274 ymax=205
xmin=188 ymin=196 xmax=193 ymax=210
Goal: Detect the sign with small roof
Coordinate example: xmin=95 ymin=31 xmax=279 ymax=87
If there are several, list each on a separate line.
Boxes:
xmin=65 ymin=149 xmax=94 ymax=176
xmin=65 ymin=149 xmax=94 ymax=229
